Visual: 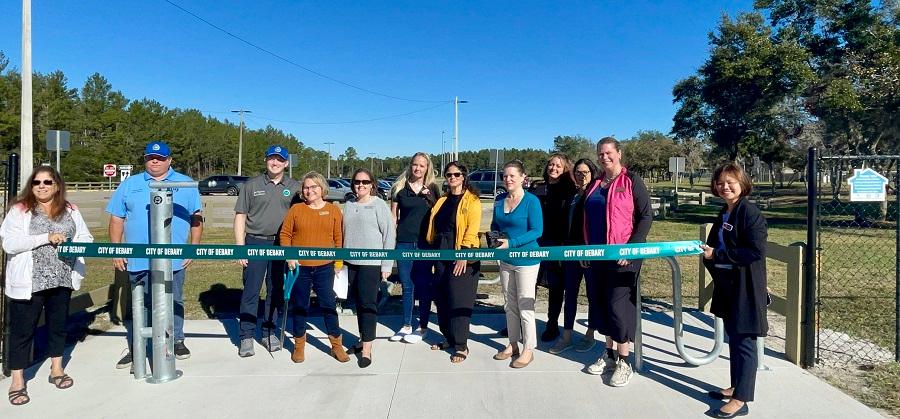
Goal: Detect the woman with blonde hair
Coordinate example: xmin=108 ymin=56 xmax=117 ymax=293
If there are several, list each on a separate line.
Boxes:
xmin=389 ymin=152 xmax=440 ymax=343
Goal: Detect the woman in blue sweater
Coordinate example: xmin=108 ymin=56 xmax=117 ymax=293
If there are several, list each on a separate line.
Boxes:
xmin=490 ymin=160 xmax=543 ymax=368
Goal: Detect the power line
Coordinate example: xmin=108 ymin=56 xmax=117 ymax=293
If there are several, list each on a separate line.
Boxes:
xmin=163 ymin=0 xmax=447 ymax=104
xmin=244 ymin=102 xmax=449 ymax=125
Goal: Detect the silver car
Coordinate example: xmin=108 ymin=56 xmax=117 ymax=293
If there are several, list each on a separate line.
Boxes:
xmin=326 ymin=178 xmax=355 ymax=202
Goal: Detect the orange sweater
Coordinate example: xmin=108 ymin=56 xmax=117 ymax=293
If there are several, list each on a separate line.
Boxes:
xmin=280 ymin=202 xmax=343 ymax=267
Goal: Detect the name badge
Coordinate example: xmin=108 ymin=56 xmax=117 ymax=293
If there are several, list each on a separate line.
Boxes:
xmin=319 ymin=211 xmax=330 ymax=216
xmin=723 ymin=223 xmax=734 ymax=231
xmin=615 ymin=187 xmax=626 ymax=193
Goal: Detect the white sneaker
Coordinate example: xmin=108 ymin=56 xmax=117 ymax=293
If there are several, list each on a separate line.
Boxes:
xmin=390 ymin=325 xmax=413 ymax=342
xmin=610 ymin=358 xmax=633 ymax=387
xmin=586 ymin=352 xmax=616 ymax=375
xmin=402 ymin=328 xmax=427 ymax=344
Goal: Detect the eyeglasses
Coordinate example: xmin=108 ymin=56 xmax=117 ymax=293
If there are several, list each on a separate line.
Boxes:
xmin=444 ymin=172 xmax=464 ymax=178
xmin=574 ymin=171 xmax=591 ymax=177
xmin=352 ymin=179 xmax=373 ymax=185
xmin=32 ymin=179 xmax=54 ymax=186
xmin=302 ymin=185 xmax=321 ymax=191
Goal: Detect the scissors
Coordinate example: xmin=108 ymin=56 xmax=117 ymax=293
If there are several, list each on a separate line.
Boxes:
xmin=279 ymin=265 xmax=301 ymax=348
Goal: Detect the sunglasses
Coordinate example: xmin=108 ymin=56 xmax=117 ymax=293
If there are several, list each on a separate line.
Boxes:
xmin=444 ymin=172 xmax=464 ymax=178
xmin=32 ymin=179 xmax=55 ymax=186
xmin=352 ymin=179 xmax=373 ymax=185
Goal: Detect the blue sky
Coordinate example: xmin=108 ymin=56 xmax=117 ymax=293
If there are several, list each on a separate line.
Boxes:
xmin=0 ymin=1 xmax=753 ymax=158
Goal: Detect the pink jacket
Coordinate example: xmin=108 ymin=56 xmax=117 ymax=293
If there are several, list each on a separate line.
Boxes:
xmin=583 ymin=167 xmax=636 ymax=245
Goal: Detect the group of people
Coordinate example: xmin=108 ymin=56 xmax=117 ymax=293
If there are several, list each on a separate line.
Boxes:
xmin=2 ymin=138 xmax=768 ymax=418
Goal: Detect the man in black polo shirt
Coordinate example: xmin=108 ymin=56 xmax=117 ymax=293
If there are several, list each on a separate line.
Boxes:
xmin=234 ymin=145 xmax=301 ymax=357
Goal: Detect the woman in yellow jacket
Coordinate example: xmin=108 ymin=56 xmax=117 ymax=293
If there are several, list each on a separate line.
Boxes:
xmin=425 ymin=161 xmax=482 ymax=363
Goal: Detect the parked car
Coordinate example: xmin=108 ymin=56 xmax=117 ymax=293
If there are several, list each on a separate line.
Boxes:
xmin=326 ymin=178 xmax=355 ymax=202
xmin=467 ymin=170 xmax=505 ymax=196
xmin=376 ymin=180 xmax=391 ymax=200
xmin=199 ymin=175 xmax=249 ymax=196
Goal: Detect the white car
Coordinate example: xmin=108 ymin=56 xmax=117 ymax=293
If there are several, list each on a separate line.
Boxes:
xmin=326 ymin=178 xmax=355 ymax=202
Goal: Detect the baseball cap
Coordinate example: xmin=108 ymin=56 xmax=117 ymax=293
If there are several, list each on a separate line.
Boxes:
xmin=266 ymin=145 xmax=289 ymax=160
xmin=144 ymin=141 xmax=171 ymax=158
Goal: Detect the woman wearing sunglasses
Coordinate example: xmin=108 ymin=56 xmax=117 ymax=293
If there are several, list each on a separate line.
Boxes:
xmin=424 ymin=162 xmax=482 ymax=363
xmin=343 ymin=168 xmax=396 ymax=368
xmin=2 ymin=167 xmax=94 ymax=406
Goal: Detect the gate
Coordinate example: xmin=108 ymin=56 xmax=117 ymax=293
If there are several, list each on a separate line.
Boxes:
xmin=806 ymin=148 xmax=900 ymax=366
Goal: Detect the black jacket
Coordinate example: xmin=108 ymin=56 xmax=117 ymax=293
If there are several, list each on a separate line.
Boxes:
xmin=703 ymin=197 xmax=769 ymax=336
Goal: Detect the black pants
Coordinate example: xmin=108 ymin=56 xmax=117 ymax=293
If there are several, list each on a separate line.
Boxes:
xmin=8 ymin=287 xmax=72 ymax=370
xmin=349 ymin=264 xmax=381 ymax=342
xmin=543 ymin=261 xmax=565 ymax=328
xmin=239 ymin=235 xmax=284 ymax=340
xmin=434 ymin=261 xmax=479 ymax=352
xmin=725 ymin=318 xmax=759 ymax=402
xmin=590 ymin=263 xmax=637 ymax=344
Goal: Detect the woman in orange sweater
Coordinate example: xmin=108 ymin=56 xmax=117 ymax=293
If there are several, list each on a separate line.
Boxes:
xmin=280 ymin=171 xmax=349 ymax=364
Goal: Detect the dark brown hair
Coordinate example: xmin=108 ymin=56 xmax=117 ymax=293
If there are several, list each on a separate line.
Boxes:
xmin=710 ymin=162 xmax=752 ymax=197
xmin=596 ymin=136 xmax=621 ymax=152
xmin=352 ymin=168 xmax=377 ymax=185
xmin=16 ymin=166 xmax=68 ymax=220
xmin=444 ymin=161 xmax=479 ymax=196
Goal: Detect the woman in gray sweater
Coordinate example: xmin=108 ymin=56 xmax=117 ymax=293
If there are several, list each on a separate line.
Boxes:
xmin=343 ymin=168 xmax=396 ymax=368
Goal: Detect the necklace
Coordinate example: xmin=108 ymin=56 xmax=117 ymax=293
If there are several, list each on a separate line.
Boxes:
xmin=602 ymin=171 xmax=621 ymax=187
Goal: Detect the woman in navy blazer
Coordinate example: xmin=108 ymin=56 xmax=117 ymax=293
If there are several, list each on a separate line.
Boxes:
xmin=700 ymin=163 xmax=768 ymax=418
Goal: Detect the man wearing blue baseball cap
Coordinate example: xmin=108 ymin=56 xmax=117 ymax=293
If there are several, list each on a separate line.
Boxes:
xmin=233 ymin=145 xmax=300 ymax=357
xmin=106 ymin=140 xmax=204 ymax=370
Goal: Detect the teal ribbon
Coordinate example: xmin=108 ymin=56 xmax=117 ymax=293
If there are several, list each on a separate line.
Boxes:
xmin=57 ymin=240 xmax=703 ymax=262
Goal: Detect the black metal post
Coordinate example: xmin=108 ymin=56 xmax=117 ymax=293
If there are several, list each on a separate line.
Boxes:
xmin=1 ymin=153 xmax=20 ymax=376
xmin=895 ymin=157 xmax=899 ymax=362
xmin=802 ymin=147 xmax=818 ymax=368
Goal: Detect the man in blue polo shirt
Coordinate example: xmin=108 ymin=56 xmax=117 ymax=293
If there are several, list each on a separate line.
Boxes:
xmin=106 ymin=140 xmax=203 ymax=370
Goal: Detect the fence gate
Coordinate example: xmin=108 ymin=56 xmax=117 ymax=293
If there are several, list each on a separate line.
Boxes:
xmin=807 ymin=148 xmax=900 ymax=366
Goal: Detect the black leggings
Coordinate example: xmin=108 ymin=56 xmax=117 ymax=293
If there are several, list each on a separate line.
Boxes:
xmin=349 ymin=264 xmax=381 ymax=343
xmin=434 ymin=261 xmax=479 ymax=352
xmin=543 ymin=261 xmax=565 ymax=327
xmin=8 ymin=287 xmax=72 ymax=370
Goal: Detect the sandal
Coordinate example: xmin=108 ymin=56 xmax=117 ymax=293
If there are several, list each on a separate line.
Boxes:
xmin=430 ymin=341 xmax=450 ymax=351
xmin=451 ymin=350 xmax=468 ymax=364
xmin=8 ymin=387 xmax=29 ymax=406
xmin=49 ymin=374 xmax=74 ymax=390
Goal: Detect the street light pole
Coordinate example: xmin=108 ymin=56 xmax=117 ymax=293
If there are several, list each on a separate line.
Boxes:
xmin=324 ymin=141 xmax=334 ymax=178
xmin=368 ymin=153 xmax=376 ymax=173
xmin=20 ymin=0 xmax=33 ymax=188
xmin=453 ymin=97 xmax=468 ymax=161
xmin=231 ymin=109 xmax=251 ymax=176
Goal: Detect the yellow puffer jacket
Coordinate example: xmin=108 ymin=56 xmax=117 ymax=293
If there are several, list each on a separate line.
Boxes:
xmin=426 ymin=190 xmax=482 ymax=250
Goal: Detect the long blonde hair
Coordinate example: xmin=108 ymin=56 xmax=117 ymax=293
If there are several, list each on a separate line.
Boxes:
xmin=391 ymin=152 xmax=438 ymax=199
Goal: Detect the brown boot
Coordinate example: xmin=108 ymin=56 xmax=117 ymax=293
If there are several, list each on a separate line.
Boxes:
xmin=329 ymin=335 xmax=350 ymax=363
xmin=291 ymin=335 xmax=306 ymax=363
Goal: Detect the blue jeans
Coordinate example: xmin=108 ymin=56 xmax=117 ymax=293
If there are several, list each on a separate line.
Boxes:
xmin=239 ymin=235 xmax=284 ymax=340
xmin=396 ymin=242 xmax=421 ymax=326
xmin=290 ymin=263 xmax=341 ymax=337
xmin=125 ymin=269 xmax=186 ymax=348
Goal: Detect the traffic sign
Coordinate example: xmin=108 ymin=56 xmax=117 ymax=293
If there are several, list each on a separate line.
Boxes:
xmin=103 ymin=163 xmax=117 ymax=177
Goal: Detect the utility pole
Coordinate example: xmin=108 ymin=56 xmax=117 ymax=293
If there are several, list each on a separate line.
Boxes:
xmin=453 ymin=97 xmax=468 ymax=161
xmin=324 ymin=141 xmax=334 ymax=178
xmin=231 ymin=109 xmax=251 ymax=176
xmin=20 ymin=0 xmax=33 ymax=187
xmin=441 ymin=130 xmax=446 ymax=169
xmin=368 ymin=153 xmax=376 ymax=173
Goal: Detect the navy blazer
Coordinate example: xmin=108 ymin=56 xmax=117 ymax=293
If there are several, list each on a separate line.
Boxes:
xmin=703 ymin=197 xmax=769 ymax=337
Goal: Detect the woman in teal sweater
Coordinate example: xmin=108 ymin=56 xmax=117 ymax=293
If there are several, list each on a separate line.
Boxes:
xmin=490 ymin=160 xmax=544 ymax=368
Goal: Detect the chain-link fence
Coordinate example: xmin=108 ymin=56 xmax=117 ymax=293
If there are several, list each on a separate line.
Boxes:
xmin=811 ymin=152 xmax=899 ymax=366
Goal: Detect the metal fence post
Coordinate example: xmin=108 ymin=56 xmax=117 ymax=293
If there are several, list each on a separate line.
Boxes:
xmin=895 ymin=157 xmax=899 ymax=362
xmin=1 ymin=153 xmax=19 ymax=377
xmin=802 ymin=147 xmax=818 ymax=368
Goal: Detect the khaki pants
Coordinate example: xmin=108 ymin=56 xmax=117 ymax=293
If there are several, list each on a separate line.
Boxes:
xmin=499 ymin=262 xmax=540 ymax=350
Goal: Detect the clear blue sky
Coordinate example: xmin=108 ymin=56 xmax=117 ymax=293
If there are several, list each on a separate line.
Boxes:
xmin=0 ymin=0 xmax=753 ymax=158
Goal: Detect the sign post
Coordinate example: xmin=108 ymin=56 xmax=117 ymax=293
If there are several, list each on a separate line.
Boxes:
xmin=46 ymin=130 xmax=70 ymax=176
xmin=669 ymin=156 xmax=686 ymax=196
xmin=103 ymin=163 xmax=116 ymax=191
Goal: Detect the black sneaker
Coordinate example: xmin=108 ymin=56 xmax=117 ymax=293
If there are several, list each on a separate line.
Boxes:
xmin=174 ymin=341 xmax=191 ymax=360
xmin=541 ymin=324 xmax=560 ymax=342
xmin=116 ymin=351 xmax=133 ymax=369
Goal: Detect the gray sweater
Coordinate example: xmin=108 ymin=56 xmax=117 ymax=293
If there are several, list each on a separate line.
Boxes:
xmin=342 ymin=197 xmax=397 ymax=272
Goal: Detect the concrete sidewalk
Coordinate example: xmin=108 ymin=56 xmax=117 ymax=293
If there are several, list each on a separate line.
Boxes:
xmin=2 ymin=312 xmax=882 ymax=418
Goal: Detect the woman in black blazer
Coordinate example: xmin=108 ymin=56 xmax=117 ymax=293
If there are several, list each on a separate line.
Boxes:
xmin=700 ymin=163 xmax=768 ymax=418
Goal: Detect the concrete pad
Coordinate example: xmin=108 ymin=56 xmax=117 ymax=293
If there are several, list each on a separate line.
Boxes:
xmin=1 ymin=312 xmax=883 ymax=418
